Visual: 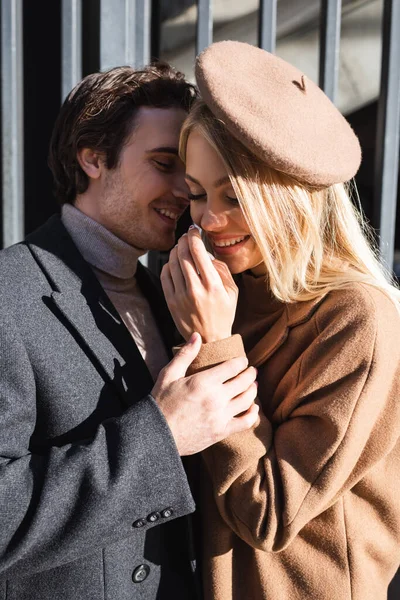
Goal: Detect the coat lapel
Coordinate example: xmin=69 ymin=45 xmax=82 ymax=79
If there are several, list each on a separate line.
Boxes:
xmin=246 ymin=296 xmax=327 ymax=368
xmin=26 ymin=215 xmax=154 ymax=407
xmin=50 ymin=289 xmax=124 ymax=385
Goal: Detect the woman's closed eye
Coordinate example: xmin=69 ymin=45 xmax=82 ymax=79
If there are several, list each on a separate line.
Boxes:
xmin=188 ymin=192 xmax=207 ymax=201
xmin=188 ymin=192 xmax=239 ymax=205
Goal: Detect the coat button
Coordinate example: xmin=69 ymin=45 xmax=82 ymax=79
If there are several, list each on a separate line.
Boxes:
xmin=147 ymin=512 xmax=160 ymax=523
xmin=132 ymin=564 xmax=150 ymax=583
xmin=161 ymin=508 xmax=174 ymax=519
xmin=132 ymin=518 xmax=146 ymax=528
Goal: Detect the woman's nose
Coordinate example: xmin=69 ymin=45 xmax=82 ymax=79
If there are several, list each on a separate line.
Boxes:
xmin=200 ymin=205 xmax=229 ymax=232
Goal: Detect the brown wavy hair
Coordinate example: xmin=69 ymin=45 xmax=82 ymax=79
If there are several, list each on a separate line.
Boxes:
xmin=48 ymin=62 xmax=198 ymax=204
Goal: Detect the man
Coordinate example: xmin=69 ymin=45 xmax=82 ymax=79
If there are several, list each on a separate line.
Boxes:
xmin=0 ymin=63 xmax=258 ymax=599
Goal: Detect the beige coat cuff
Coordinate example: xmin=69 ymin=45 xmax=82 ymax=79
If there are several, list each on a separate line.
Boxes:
xmin=173 ymin=334 xmax=245 ymax=375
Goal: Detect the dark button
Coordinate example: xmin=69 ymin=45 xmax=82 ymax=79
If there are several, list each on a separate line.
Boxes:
xmin=132 ymin=518 xmax=146 ymax=528
xmin=161 ymin=508 xmax=174 ymax=519
xmin=132 ymin=564 xmax=150 ymax=583
xmin=147 ymin=512 xmax=160 ymax=523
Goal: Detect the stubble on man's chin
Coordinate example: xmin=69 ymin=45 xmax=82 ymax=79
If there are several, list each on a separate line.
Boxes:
xmin=145 ymin=236 xmax=176 ymax=254
xmin=122 ymin=228 xmax=176 ymax=254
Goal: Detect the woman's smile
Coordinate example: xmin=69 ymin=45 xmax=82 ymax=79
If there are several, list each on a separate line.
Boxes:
xmin=207 ymin=234 xmax=251 ymax=255
xmin=185 ymin=130 xmax=264 ymax=274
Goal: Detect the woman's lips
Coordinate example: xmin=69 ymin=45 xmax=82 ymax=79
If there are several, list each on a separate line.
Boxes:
xmin=210 ymin=235 xmax=251 ymax=255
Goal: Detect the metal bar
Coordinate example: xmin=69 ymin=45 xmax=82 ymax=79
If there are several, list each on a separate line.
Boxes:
xmin=100 ymin=0 xmax=136 ymax=70
xmin=135 ymin=0 xmax=151 ymax=266
xmin=197 ymin=0 xmax=213 ymax=55
xmin=258 ymin=0 xmax=277 ymax=53
xmin=319 ymin=0 xmax=342 ymax=103
xmin=61 ymin=0 xmax=82 ymax=100
xmin=1 ymin=0 xmax=24 ymax=248
xmin=374 ymin=0 xmax=400 ymax=270
xmin=150 ymin=0 xmax=162 ymax=61
xmin=135 ymin=0 xmax=151 ymax=67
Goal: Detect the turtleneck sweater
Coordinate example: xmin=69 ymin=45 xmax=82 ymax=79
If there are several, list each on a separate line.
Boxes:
xmin=233 ymin=270 xmax=286 ymax=349
xmin=61 ymin=204 xmax=169 ymax=381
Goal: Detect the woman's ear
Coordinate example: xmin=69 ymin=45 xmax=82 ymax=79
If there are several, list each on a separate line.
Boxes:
xmin=77 ymin=148 xmax=103 ymax=180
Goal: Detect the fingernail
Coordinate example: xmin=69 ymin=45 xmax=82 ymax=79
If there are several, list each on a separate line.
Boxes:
xmin=189 ymin=332 xmax=199 ymax=344
xmin=188 ymin=224 xmax=196 ymax=230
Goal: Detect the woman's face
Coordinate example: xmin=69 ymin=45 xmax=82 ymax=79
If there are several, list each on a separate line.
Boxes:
xmin=185 ymin=130 xmax=265 ymax=275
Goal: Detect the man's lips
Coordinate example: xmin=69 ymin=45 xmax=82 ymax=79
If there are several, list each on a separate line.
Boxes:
xmin=153 ymin=207 xmax=184 ymax=227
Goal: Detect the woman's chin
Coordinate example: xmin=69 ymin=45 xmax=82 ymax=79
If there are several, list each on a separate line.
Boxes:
xmin=212 ymin=241 xmax=264 ymax=275
xmin=215 ymin=255 xmax=250 ymax=275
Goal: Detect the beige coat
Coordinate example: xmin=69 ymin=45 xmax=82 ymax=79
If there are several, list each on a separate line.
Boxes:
xmin=189 ymin=273 xmax=400 ymax=600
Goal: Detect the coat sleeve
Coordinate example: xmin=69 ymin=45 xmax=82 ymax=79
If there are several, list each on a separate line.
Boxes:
xmin=0 ymin=311 xmax=195 ymax=577
xmin=191 ymin=285 xmax=400 ymax=552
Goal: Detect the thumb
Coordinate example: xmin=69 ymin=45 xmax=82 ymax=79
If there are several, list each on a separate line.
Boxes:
xmin=166 ymin=333 xmax=202 ymax=380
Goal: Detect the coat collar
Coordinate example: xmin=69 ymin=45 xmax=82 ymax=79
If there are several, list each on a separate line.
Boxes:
xmin=242 ymin=290 xmax=327 ymax=367
xmin=25 ymin=215 xmax=156 ymax=406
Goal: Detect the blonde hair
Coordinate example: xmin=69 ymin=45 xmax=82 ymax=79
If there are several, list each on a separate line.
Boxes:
xmin=180 ymin=100 xmax=400 ymax=305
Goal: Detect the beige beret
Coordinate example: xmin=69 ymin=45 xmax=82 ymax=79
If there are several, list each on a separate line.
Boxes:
xmin=195 ymin=41 xmax=362 ymax=187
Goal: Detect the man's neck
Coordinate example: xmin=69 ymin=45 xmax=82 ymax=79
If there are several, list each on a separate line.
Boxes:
xmin=61 ymin=203 xmax=145 ymax=279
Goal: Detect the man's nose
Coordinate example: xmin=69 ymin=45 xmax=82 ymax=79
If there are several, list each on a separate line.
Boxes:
xmin=172 ymin=172 xmax=190 ymax=203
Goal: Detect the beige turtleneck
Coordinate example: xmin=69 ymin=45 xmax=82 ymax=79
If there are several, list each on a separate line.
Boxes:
xmin=61 ymin=203 xmax=169 ymax=381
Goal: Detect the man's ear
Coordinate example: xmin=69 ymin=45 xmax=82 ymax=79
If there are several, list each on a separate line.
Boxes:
xmin=77 ymin=148 xmax=104 ymax=180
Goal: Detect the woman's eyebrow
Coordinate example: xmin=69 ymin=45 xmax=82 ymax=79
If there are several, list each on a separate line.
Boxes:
xmin=185 ymin=173 xmax=231 ymax=188
xmin=185 ymin=173 xmax=201 ymax=185
xmin=213 ymin=175 xmax=230 ymax=188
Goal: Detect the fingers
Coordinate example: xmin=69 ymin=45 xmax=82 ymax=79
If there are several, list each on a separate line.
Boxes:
xmin=160 ymin=263 xmax=175 ymax=303
xmin=168 ymin=245 xmax=186 ymax=295
xmin=176 ymin=234 xmax=201 ymax=289
xmin=187 ymin=229 xmax=221 ymax=287
xmin=226 ymin=403 xmax=260 ymax=436
xmin=162 ymin=332 xmax=202 ymax=381
xmin=224 ymin=366 xmax=257 ymax=399
xmin=212 ymin=260 xmax=238 ymax=293
xmin=228 ymin=382 xmax=258 ymax=418
xmin=206 ymin=355 xmax=249 ymax=384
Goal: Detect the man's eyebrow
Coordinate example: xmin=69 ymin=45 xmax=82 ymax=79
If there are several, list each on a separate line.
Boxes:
xmin=146 ymin=146 xmax=179 ymax=155
xmin=186 ymin=173 xmax=231 ymax=188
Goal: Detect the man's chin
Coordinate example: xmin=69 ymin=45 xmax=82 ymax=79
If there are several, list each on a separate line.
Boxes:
xmin=145 ymin=233 xmax=176 ymax=253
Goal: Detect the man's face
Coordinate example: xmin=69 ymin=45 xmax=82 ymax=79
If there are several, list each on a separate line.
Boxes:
xmin=78 ymin=106 xmax=189 ymax=251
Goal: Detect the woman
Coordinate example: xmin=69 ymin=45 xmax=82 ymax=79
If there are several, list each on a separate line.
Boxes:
xmin=161 ymin=41 xmax=400 ymax=600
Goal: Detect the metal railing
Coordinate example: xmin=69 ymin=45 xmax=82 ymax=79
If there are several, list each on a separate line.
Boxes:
xmin=374 ymin=0 xmax=400 ymax=269
xmin=1 ymin=0 xmax=24 ymax=248
xmin=1 ymin=0 xmax=400 ymax=273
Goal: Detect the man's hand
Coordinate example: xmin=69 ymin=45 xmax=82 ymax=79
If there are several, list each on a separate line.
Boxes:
xmin=151 ymin=333 xmax=259 ymax=456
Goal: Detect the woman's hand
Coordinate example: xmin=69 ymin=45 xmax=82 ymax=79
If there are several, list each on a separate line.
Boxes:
xmin=161 ymin=228 xmax=238 ymax=342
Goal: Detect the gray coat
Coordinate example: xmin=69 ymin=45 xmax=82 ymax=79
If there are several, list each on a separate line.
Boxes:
xmin=0 ymin=216 xmax=198 ymax=600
